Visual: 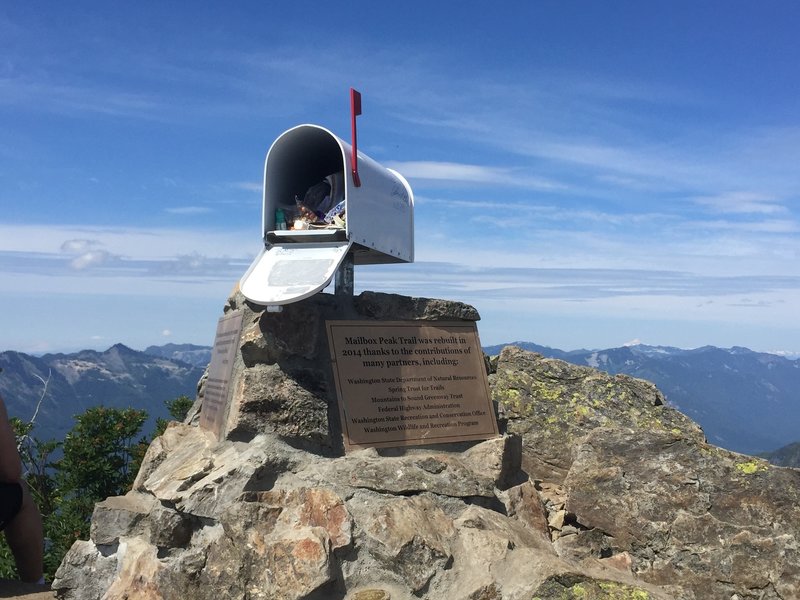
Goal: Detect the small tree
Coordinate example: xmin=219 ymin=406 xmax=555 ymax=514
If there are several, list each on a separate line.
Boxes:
xmin=48 ymin=406 xmax=148 ymax=570
xmin=57 ymin=406 xmax=147 ymax=499
xmin=154 ymin=394 xmax=195 ymax=437
xmin=2 ymin=395 xmax=191 ymax=580
xmin=11 ymin=418 xmax=59 ymax=516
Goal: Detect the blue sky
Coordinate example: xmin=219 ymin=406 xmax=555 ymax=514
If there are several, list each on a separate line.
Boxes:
xmin=2 ymin=2 xmax=799 ymax=355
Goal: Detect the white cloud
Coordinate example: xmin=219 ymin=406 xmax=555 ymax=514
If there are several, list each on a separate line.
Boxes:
xmin=69 ymin=249 xmax=114 ymax=270
xmin=59 ymin=238 xmax=122 ymax=271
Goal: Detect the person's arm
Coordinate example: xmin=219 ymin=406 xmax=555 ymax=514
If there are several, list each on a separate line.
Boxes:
xmin=0 ymin=394 xmax=23 ymax=482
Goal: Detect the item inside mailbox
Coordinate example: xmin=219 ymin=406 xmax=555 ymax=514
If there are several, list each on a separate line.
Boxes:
xmin=285 ymin=171 xmax=346 ymax=230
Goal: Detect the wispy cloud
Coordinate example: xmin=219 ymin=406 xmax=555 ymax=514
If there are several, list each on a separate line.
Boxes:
xmin=0 ymin=224 xmax=255 ymax=259
xmin=0 ymin=224 xmax=255 ymax=294
xmin=388 ymin=161 xmax=565 ymax=191
xmin=0 ymin=76 xmax=166 ymax=120
xmin=2 ymin=5 xmax=797 ymax=355
xmin=146 ymin=251 xmax=242 ymax=277
xmin=164 ymin=206 xmax=213 ymax=215
xmin=694 ymin=219 xmax=799 ymax=234
xmin=230 ymin=181 xmax=262 ymax=193
xmin=360 ymin=262 xmax=800 ymax=303
xmin=9 ymin=219 xmax=797 ymax=307
xmin=693 ymin=192 xmax=788 ymax=215
xmin=60 ymin=239 xmax=102 ymax=253
xmin=3 ymin=37 xmax=792 ymax=212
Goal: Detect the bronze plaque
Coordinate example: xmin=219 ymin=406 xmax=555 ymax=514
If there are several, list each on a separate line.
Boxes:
xmin=199 ymin=310 xmax=244 ymax=438
xmin=327 ymin=320 xmax=498 ymax=451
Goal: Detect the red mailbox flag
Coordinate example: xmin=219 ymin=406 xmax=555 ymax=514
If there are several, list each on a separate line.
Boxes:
xmin=350 ymin=88 xmax=362 ymax=187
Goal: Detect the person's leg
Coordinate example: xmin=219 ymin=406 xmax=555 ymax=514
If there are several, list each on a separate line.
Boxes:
xmin=0 ymin=481 xmax=23 ymax=531
xmin=4 ymin=481 xmax=44 ymax=583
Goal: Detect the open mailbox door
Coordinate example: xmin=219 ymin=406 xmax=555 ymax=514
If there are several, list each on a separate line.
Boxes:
xmin=240 ymin=242 xmax=352 ymax=305
xmin=240 ymin=124 xmax=414 ymax=306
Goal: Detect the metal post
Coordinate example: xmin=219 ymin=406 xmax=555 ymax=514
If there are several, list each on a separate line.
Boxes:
xmin=335 ymin=253 xmax=354 ymax=298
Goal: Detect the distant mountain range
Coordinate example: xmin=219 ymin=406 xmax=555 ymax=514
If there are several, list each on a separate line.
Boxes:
xmin=143 ymin=343 xmax=213 ymax=368
xmin=485 ymin=342 xmax=800 ymax=460
xmin=2 ymin=340 xmax=798 ymax=465
xmin=761 ymin=441 xmax=800 ymax=467
xmin=0 ymin=344 xmax=207 ymax=443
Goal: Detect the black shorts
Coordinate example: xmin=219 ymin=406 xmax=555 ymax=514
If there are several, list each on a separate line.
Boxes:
xmin=0 ymin=481 xmax=23 ymax=531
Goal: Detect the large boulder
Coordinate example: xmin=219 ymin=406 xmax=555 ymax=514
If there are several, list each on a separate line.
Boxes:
xmin=54 ymin=425 xmax=667 ymax=600
xmin=51 ymin=293 xmax=800 ymax=599
xmin=493 ymin=346 xmax=800 ymax=600
xmin=491 ymin=345 xmax=705 ymax=482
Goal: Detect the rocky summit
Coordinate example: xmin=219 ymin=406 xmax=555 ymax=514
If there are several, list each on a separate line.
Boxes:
xmin=51 ymin=291 xmax=800 ymax=600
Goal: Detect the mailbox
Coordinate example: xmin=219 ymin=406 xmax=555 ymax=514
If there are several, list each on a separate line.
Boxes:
xmin=240 ymin=124 xmax=414 ymax=305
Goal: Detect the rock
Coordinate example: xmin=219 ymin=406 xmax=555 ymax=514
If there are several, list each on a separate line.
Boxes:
xmin=462 ymin=434 xmax=524 ymax=489
xmin=51 ymin=299 xmax=800 ymax=600
xmin=348 ymin=590 xmax=391 ymax=600
xmin=134 ymin=422 xmax=216 ymax=501
xmin=497 ymin=347 xmax=800 ymax=600
xmin=90 ymin=492 xmax=156 ymax=546
xmin=562 ymin=427 xmax=800 ymax=599
xmin=443 ymin=504 xmax=557 ymax=598
xmin=225 ymin=363 xmax=330 ymax=445
xmin=491 ymin=346 xmax=704 ymax=483
xmin=353 ymin=292 xmax=480 ymax=322
xmin=53 ymin=540 xmax=118 ymax=600
xmin=599 ymin=551 xmax=634 ymax=573
xmin=318 ymin=437 xmax=521 ymax=499
xmin=501 ymin=480 xmax=551 ymax=541
xmin=255 ymin=530 xmax=333 ymax=600
xmin=547 ymin=508 xmax=566 ymax=531
xmin=357 ymin=495 xmax=454 ymax=592
xmin=530 ymin=575 xmax=662 ymax=600
xmin=102 ymin=537 xmax=163 ymax=600
xmin=241 ymin=487 xmax=352 ymax=550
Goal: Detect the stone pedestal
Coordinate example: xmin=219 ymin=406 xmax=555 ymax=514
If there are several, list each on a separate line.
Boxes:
xmin=208 ymin=290 xmax=481 ymax=455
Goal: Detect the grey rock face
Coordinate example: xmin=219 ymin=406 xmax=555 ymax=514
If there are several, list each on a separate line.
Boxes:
xmin=51 ymin=294 xmax=800 ymax=600
xmin=493 ymin=346 xmax=800 ymax=600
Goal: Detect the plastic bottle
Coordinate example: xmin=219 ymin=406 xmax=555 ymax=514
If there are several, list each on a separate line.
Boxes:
xmin=275 ymin=208 xmax=287 ymax=230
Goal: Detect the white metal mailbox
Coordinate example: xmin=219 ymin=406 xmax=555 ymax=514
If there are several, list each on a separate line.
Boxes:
xmin=240 ymin=124 xmax=414 ymax=305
